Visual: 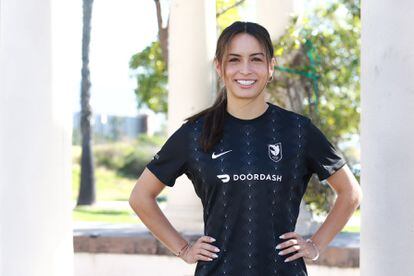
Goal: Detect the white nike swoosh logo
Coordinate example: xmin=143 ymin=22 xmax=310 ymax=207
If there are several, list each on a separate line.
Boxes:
xmin=212 ymin=150 xmax=232 ymax=159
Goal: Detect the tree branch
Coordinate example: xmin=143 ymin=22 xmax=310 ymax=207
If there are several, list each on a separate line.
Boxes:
xmin=154 ymin=0 xmax=169 ymax=68
xmin=216 ymin=0 xmax=246 ymax=17
xmin=154 ymin=0 xmax=163 ymax=31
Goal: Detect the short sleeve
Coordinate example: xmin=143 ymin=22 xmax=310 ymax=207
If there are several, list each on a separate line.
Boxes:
xmin=145 ymin=122 xmax=189 ymax=187
xmin=304 ymin=118 xmax=347 ymax=181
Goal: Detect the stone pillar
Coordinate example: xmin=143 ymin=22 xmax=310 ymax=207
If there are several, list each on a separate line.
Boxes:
xmin=361 ymin=1 xmax=414 ymax=275
xmin=164 ymin=0 xmax=216 ymax=232
xmin=256 ymin=0 xmax=295 ymax=41
xmin=0 ymin=0 xmax=74 ymax=275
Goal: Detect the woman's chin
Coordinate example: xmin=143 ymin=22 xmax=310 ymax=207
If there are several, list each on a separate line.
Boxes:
xmin=229 ymin=91 xmax=261 ymax=100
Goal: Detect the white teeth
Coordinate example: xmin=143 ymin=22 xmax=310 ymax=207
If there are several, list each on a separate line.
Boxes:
xmin=236 ymin=80 xmax=256 ymax=85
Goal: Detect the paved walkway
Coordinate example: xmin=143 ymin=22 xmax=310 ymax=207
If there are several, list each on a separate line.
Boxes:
xmin=74 ymin=253 xmax=360 ymax=276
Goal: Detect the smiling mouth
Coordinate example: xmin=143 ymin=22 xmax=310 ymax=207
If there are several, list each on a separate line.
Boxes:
xmin=235 ymin=79 xmax=257 ymax=87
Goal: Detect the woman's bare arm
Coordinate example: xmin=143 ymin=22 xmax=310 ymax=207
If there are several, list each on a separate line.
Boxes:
xmin=128 ymin=167 xmax=189 ymax=256
xmin=308 ymin=164 xmax=363 ymax=253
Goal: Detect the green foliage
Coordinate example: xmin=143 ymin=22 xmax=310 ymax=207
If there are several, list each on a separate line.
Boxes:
xmin=72 ymin=134 xmax=167 ymax=203
xmin=71 ymin=134 xmax=176 ymax=224
xmin=273 ymin=0 xmax=360 ymax=141
xmin=129 ymin=40 xmax=168 ymax=113
xmin=93 ymin=139 xmax=161 ymax=178
xmin=117 ymin=148 xmax=153 ymax=178
xmin=129 ymin=1 xmax=245 ymax=114
xmin=271 ymin=0 xmax=360 ymax=215
xmin=72 ymin=133 xmax=164 ymax=181
xmin=93 ymin=143 xmax=135 ymax=172
xmin=136 ymin=132 xmax=166 ymax=146
xmin=73 ymin=205 xmax=138 ymax=223
xmin=72 ymin=163 xmax=136 ymax=202
xmin=128 ymin=0 xmax=360 ymax=216
xmin=216 ymin=0 xmax=245 ymax=32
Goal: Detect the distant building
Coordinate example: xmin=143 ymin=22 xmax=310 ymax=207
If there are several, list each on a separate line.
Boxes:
xmin=72 ymin=112 xmax=149 ymax=144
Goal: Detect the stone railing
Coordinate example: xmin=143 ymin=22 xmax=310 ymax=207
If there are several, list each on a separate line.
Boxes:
xmin=74 ymin=224 xmax=359 ymax=268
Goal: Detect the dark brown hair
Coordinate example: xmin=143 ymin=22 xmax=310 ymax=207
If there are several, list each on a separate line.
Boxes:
xmin=184 ymin=21 xmax=274 ymax=153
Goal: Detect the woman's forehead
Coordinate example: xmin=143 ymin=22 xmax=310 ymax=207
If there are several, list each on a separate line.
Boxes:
xmin=226 ymin=33 xmax=265 ymax=56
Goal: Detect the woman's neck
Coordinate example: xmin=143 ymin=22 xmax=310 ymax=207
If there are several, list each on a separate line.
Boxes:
xmin=226 ymin=97 xmax=269 ymax=120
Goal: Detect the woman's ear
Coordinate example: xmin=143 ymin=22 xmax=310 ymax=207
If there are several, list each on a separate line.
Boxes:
xmin=214 ymin=59 xmax=222 ymax=78
xmin=269 ymin=57 xmax=276 ymax=76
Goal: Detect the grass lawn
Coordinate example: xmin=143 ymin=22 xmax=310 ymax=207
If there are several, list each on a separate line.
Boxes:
xmin=72 ymin=163 xmax=167 ymax=224
xmin=73 ymin=205 xmax=139 ymax=224
xmin=342 ymin=208 xmax=360 ymax=233
xmin=72 ymin=163 xmax=140 ymax=202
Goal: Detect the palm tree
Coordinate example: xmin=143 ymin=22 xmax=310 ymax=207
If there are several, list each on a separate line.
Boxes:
xmin=77 ymin=0 xmax=96 ymax=206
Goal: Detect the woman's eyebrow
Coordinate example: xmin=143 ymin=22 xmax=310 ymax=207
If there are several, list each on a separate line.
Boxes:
xmin=228 ymin=53 xmax=265 ymax=57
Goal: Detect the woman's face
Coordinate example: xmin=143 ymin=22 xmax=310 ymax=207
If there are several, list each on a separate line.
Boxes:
xmin=215 ymin=33 xmax=275 ymax=101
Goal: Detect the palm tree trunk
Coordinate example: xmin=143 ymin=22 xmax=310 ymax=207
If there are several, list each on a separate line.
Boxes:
xmin=77 ymin=0 xmax=96 ymax=206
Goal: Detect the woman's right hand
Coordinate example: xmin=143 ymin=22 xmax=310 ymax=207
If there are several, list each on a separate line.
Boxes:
xmin=180 ymin=236 xmax=221 ymax=264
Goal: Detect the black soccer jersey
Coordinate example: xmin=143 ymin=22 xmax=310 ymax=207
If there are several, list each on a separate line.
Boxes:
xmin=146 ymin=101 xmax=347 ymax=276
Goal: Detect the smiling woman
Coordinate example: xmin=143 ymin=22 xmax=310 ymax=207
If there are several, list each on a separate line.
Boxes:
xmin=129 ymin=21 xmax=362 ymax=276
xmin=216 ymin=33 xmax=274 ymax=100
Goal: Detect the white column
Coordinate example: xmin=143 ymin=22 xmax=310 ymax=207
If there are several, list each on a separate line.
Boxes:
xmin=256 ymin=0 xmax=295 ymax=41
xmin=0 ymin=0 xmax=74 ymax=275
xmin=165 ymin=0 xmax=216 ymax=231
xmin=361 ymin=1 xmax=414 ymax=275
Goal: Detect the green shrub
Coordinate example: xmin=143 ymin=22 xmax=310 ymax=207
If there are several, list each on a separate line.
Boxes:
xmin=72 ymin=132 xmax=164 ymax=177
xmin=136 ymin=133 xmax=165 ymax=147
xmin=71 ymin=134 xmax=165 ymax=179
xmin=118 ymin=147 xmax=154 ymax=178
xmin=93 ymin=143 xmax=135 ymax=171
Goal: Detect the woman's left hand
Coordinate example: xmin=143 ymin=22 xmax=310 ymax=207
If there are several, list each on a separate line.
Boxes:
xmin=275 ymin=232 xmax=319 ymax=262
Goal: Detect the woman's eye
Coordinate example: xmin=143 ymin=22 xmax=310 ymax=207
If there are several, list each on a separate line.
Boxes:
xmin=228 ymin=58 xmax=262 ymax=62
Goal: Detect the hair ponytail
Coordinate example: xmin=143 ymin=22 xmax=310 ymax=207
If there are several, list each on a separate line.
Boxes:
xmin=185 ymin=86 xmax=227 ymax=153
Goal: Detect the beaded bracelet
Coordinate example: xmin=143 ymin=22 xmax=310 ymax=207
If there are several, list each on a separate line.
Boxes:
xmin=175 ymin=241 xmax=190 ymax=257
xmin=305 ymin=238 xmax=320 ymax=261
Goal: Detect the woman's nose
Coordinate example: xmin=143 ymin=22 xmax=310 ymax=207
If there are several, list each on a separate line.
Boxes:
xmin=239 ymin=61 xmax=252 ymax=74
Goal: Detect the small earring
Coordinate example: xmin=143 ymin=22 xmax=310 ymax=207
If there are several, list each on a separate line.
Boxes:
xmin=268 ymin=75 xmax=273 ymax=83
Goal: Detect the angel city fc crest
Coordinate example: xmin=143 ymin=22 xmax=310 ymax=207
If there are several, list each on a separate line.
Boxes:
xmin=268 ymin=142 xmax=282 ymax=162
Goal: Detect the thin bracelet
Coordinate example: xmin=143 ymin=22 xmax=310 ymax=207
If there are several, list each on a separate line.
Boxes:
xmin=175 ymin=241 xmax=190 ymax=257
xmin=305 ymin=238 xmax=320 ymax=261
